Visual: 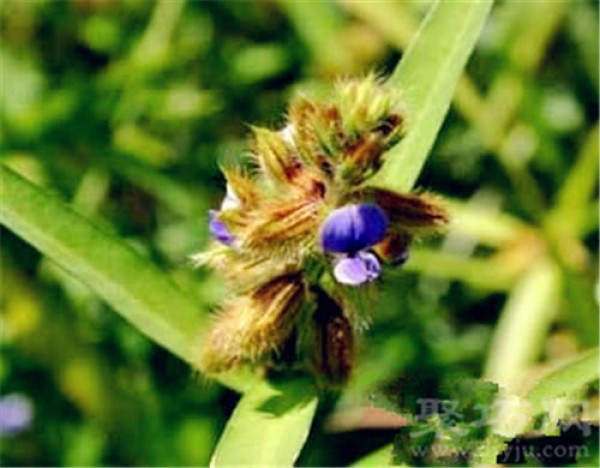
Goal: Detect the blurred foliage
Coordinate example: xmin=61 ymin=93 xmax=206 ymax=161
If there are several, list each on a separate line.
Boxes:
xmin=1 ymin=0 xmax=598 ymax=466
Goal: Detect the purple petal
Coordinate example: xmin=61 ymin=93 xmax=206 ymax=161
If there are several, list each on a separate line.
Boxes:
xmin=208 ymin=210 xmax=235 ymax=245
xmin=0 ymin=394 xmax=33 ymax=436
xmin=333 ymin=252 xmax=381 ymax=286
xmin=320 ymin=204 xmax=388 ymax=254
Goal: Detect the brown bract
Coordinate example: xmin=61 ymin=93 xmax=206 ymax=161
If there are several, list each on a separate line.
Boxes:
xmin=312 ymin=288 xmax=355 ymax=386
xmin=201 ymin=273 xmax=306 ymax=373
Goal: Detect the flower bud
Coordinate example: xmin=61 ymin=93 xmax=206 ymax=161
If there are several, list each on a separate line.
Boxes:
xmin=221 ymin=167 xmax=259 ymax=209
xmin=200 ymin=273 xmax=305 ymax=373
xmin=252 ymin=126 xmax=302 ymax=186
xmin=312 ymin=289 xmax=354 ymax=385
xmin=241 ymin=197 xmax=322 ymax=255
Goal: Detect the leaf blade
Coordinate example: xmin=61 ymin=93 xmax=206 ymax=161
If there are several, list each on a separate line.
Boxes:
xmin=0 ymin=166 xmax=199 ymax=361
xmin=0 ymin=166 xmax=262 ymax=393
xmin=527 ymin=347 xmax=599 ymax=414
xmin=375 ymin=0 xmax=494 ymax=192
xmin=211 ymin=376 xmax=318 ymax=467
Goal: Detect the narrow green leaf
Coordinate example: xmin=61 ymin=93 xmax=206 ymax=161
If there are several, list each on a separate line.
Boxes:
xmin=375 ymin=0 xmax=494 ymax=192
xmin=0 ymin=165 xmax=201 ymax=361
xmin=483 ymin=259 xmax=561 ymax=393
xmin=481 ymin=259 xmax=562 ymax=441
xmin=552 ymin=124 xmax=599 ymax=233
xmin=527 ymin=347 xmax=599 ymax=414
xmin=562 ymin=269 xmax=599 ymax=347
xmin=0 ymin=166 xmax=257 ymax=394
xmin=211 ymin=375 xmax=318 ymax=467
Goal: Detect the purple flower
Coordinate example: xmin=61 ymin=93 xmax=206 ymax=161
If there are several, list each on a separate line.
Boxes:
xmin=320 ymin=203 xmax=388 ymax=254
xmin=0 ymin=394 xmax=33 ymax=437
xmin=209 ymin=210 xmax=235 ymax=245
xmin=320 ymin=203 xmax=389 ymax=286
xmin=208 ymin=184 xmax=241 ymax=245
xmin=333 ymin=251 xmax=381 ymax=286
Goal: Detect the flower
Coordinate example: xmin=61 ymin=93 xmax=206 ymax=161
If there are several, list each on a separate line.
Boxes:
xmin=208 ymin=184 xmax=241 ymax=245
xmin=333 ymin=251 xmax=381 ymax=286
xmin=0 ymin=394 xmax=33 ymax=437
xmin=192 ymin=74 xmax=448 ymax=383
xmin=208 ymin=210 xmax=235 ymax=245
xmin=320 ymin=203 xmax=389 ymax=286
xmin=320 ymin=204 xmax=388 ymax=254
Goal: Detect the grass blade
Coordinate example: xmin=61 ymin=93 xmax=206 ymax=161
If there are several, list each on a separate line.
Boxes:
xmin=375 ymin=0 xmax=494 ymax=192
xmin=210 ymin=375 xmax=318 ymax=467
xmin=483 ymin=259 xmax=561 ymax=393
xmin=527 ymin=347 xmax=599 ymax=414
xmin=0 ymin=166 xmax=200 ymax=363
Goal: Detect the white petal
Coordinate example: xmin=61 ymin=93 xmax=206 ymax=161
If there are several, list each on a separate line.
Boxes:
xmin=280 ymin=124 xmax=296 ymax=148
xmin=220 ymin=183 xmax=241 ymax=210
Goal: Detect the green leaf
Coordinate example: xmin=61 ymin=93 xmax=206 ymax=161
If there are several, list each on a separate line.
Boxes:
xmin=0 ymin=165 xmax=201 ymax=359
xmin=0 ymin=166 xmax=253 ymax=393
xmin=210 ymin=375 xmax=318 ymax=467
xmin=375 ymin=0 xmax=494 ymax=192
xmin=562 ymin=269 xmax=599 ymax=347
xmin=483 ymin=259 xmax=561 ymax=393
xmin=527 ymin=347 xmax=599 ymax=414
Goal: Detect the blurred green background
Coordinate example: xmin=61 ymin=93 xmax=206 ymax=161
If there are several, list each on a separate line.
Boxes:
xmin=1 ymin=0 xmax=598 ymax=466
